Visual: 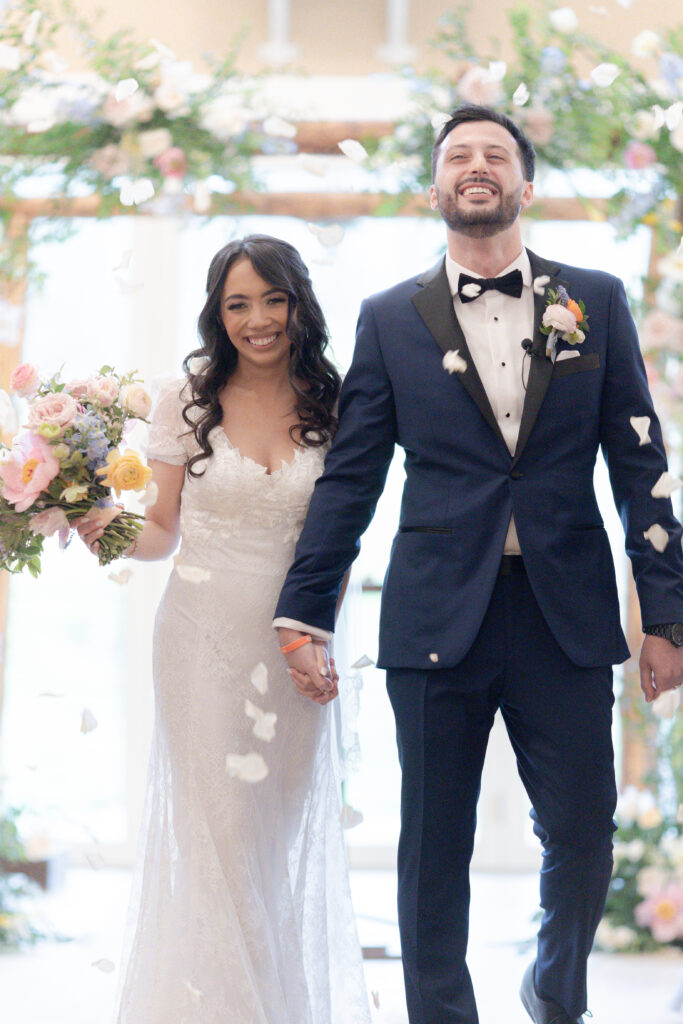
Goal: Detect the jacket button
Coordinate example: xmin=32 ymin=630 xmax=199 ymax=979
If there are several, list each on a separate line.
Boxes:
xmin=510 ymin=470 xmax=523 ymax=479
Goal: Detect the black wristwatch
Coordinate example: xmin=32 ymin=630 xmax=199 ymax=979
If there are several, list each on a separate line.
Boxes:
xmin=644 ymin=623 xmax=683 ymax=647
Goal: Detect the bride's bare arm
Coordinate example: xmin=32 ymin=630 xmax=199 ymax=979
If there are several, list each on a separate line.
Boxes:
xmin=75 ymin=459 xmax=184 ymax=561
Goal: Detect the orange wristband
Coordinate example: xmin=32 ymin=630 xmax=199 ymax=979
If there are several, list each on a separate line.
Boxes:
xmin=279 ymin=634 xmax=313 ymax=654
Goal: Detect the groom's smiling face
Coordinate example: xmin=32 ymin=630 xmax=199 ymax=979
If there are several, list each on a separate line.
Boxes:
xmin=430 ymin=120 xmax=534 ymax=238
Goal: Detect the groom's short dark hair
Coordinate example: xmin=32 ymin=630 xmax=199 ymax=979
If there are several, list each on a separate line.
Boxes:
xmin=431 ymin=104 xmax=536 ymax=183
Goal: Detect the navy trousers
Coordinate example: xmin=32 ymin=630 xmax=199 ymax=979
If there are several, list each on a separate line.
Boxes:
xmin=386 ymin=562 xmax=617 ymax=1024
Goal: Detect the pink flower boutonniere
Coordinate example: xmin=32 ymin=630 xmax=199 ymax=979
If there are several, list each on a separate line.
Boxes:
xmin=540 ymin=285 xmax=590 ymax=361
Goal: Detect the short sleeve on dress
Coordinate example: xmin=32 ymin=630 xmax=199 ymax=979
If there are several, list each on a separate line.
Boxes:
xmin=146 ymin=378 xmax=191 ymax=466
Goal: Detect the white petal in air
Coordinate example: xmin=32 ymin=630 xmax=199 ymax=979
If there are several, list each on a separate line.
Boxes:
xmin=244 ymin=699 xmax=277 ymax=742
xmin=651 ymin=472 xmax=683 ymax=499
xmin=307 ymin=222 xmax=345 ymax=247
xmin=81 ymin=708 xmax=98 ymax=734
xmin=340 ymin=802 xmax=364 ymax=829
xmin=429 ymin=652 xmax=439 ymax=663
xmin=338 ymin=138 xmax=368 ymax=162
xmin=263 ymin=115 xmax=297 ymax=138
xmin=665 ymin=101 xmax=683 ymax=131
xmin=371 ymin=991 xmax=381 ymax=1009
xmin=108 ymin=569 xmax=133 ymax=585
xmin=296 ymin=154 xmax=328 ymax=177
xmin=533 ymin=274 xmax=551 ymax=295
xmin=184 ymin=980 xmax=204 ymax=1005
xmin=487 ymin=61 xmax=507 ymax=82
xmin=351 ymin=654 xmax=375 ymax=669
xmin=39 ymin=690 xmax=64 ymax=699
xmin=120 ymin=178 xmax=155 ymax=207
xmin=139 ymin=480 xmax=159 ymax=507
xmin=226 ymin=752 xmax=269 ymax=783
xmin=651 ymin=688 xmax=680 ymax=720
xmin=513 ymin=83 xmax=530 ymax=106
xmin=91 ymin=958 xmax=115 ymax=973
xmin=643 ymin=523 xmax=669 ymax=552
xmin=630 ymin=416 xmax=651 ymax=446
xmin=460 ymin=282 xmax=482 ymax=299
xmin=442 ymin=350 xmax=467 ymax=374
xmin=590 ymin=63 xmax=620 ymax=88
xmin=174 ymin=556 xmax=211 ymax=583
xmin=250 ymin=662 xmax=269 ymax=695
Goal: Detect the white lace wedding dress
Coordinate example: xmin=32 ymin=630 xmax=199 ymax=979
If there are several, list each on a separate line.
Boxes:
xmin=115 ymin=380 xmax=371 ymax=1024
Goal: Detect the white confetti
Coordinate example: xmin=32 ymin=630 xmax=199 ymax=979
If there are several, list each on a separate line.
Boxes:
xmin=263 ymin=115 xmax=297 ymax=138
xmin=461 ymin=282 xmax=482 ymax=299
xmin=91 ymin=958 xmax=115 ymax=973
xmin=244 ymin=699 xmax=277 ymax=742
xmin=108 ymin=569 xmax=133 ymax=585
xmin=630 ymin=416 xmax=651 ymax=446
xmin=487 ymin=60 xmax=507 ymax=82
xmin=81 ymin=708 xmax=98 ymax=734
xmin=307 ymin=222 xmax=345 ymax=247
xmin=174 ymin=557 xmax=211 ymax=583
xmin=512 ymin=83 xmax=530 ymax=106
xmin=340 ymin=802 xmax=364 ymax=829
xmin=139 ymin=480 xmax=159 ymax=507
xmin=442 ymin=350 xmax=467 ymax=374
xmin=114 ymin=78 xmax=139 ymax=102
xmin=250 ymin=662 xmax=269 ymax=695
xmin=120 ymin=178 xmax=155 ymax=207
xmin=351 ymin=654 xmax=375 ymax=669
xmin=429 ymin=652 xmax=439 ymax=663
xmin=533 ymin=274 xmax=551 ymax=295
xmin=651 ymin=688 xmax=680 ymax=720
xmin=643 ymin=523 xmax=669 ymax=552
xmin=338 ymin=138 xmax=368 ymax=163
xmin=184 ymin=979 xmax=204 ymax=1005
xmin=371 ymin=990 xmax=381 ymax=1009
xmin=590 ymin=63 xmax=620 ymax=88
xmin=651 ymin=472 xmax=683 ymax=499
xmin=226 ymin=751 xmax=269 ymax=783
xmin=665 ymin=101 xmax=683 ymax=131
xmin=296 ymin=154 xmax=328 ymax=177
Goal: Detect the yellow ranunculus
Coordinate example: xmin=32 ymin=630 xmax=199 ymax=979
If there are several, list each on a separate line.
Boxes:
xmin=97 ymin=449 xmax=152 ymax=496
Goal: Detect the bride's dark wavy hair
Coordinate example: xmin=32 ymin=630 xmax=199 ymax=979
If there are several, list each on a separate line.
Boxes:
xmin=181 ymin=234 xmax=341 ymax=477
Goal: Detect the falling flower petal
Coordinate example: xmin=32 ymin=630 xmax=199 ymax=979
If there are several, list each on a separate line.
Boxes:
xmin=139 ymin=480 xmax=159 ymax=507
xmin=112 ymin=249 xmax=133 ymax=273
xmin=250 ymin=662 xmax=269 ymax=695
xmin=226 ymin=751 xmax=269 ymax=783
xmin=630 ymin=416 xmax=651 ymax=446
xmin=263 ymin=115 xmax=297 ymax=138
xmin=114 ymin=78 xmax=139 ymax=102
xmin=651 ymin=688 xmax=680 ymax=720
xmin=108 ymin=569 xmax=133 ymax=585
xmin=91 ymin=958 xmax=115 ymax=973
xmin=651 ymin=472 xmax=683 ymax=499
xmin=338 ymin=138 xmax=368 ymax=162
xmin=533 ymin=274 xmax=551 ymax=295
xmin=461 ymin=282 xmax=482 ymax=299
xmin=120 ymin=178 xmax=155 ymax=207
xmin=429 ymin=652 xmax=439 ymax=663
xmin=487 ymin=61 xmax=507 ymax=82
xmin=81 ymin=708 xmax=98 ymax=734
xmin=307 ymin=223 xmax=345 ymax=247
xmin=442 ymin=350 xmax=467 ymax=374
xmin=590 ymin=63 xmax=620 ymax=88
xmin=643 ymin=523 xmax=669 ymax=552
xmin=244 ymin=699 xmax=277 ymax=742
xmin=39 ymin=690 xmax=64 ymax=699
xmin=174 ymin=557 xmax=211 ymax=583
xmin=549 ymin=7 xmax=579 ymax=32
xmin=371 ymin=991 xmax=381 ymax=1009
xmin=513 ymin=83 xmax=530 ymax=106
xmin=340 ymin=802 xmax=364 ymax=829
xmin=184 ymin=979 xmax=204 ymax=1005
xmin=351 ymin=654 xmax=375 ymax=669
xmin=665 ymin=102 xmax=683 ymax=131
xmin=296 ymin=154 xmax=328 ymax=177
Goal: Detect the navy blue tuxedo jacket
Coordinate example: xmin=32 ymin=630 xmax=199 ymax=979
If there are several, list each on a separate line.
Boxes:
xmin=275 ymin=249 xmax=683 ymax=669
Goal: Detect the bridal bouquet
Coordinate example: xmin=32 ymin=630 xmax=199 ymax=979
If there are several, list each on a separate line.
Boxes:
xmin=0 ymin=364 xmax=153 ymax=573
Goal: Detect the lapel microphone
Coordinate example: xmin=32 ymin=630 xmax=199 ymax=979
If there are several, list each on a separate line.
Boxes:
xmin=521 ymin=338 xmax=533 ymax=353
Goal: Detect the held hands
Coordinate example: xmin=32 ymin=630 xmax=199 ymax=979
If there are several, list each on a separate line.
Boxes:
xmin=73 ymin=505 xmax=122 ymax=556
xmin=639 ymin=634 xmax=683 ymax=703
xmin=278 ymin=629 xmax=339 ymax=705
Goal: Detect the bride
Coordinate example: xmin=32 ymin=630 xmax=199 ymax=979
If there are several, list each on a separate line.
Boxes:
xmin=77 ymin=234 xmax=371 ymax=1024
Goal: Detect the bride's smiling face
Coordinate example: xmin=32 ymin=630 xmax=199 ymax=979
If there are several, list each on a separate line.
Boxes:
xmin=220 ymin=257 xmax=292 ymax=370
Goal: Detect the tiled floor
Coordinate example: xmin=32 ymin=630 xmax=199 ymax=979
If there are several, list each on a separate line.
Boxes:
xmin=0 ymin=866 xmax=681 ymax=1023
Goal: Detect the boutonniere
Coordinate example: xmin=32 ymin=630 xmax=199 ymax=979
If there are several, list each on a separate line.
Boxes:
xmin=540 ymin=285 xmax=590 ymax=361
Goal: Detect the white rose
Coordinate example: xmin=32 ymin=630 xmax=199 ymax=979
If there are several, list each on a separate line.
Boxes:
xmin=119 ymin=384 xmax=152 ymax=419
xmin=200 ymin=95 xmax=249 ymax=140
xmin=549 ymin=7 xmax=578 ymax=33
xmin=138 ymin=127 xmax=173 ymax=159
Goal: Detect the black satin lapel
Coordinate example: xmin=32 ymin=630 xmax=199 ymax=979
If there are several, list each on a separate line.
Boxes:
xmin=512 ymin=251 xmax=562 ymax=465
xmin=412 ymin=261 xmax=506 ymax=448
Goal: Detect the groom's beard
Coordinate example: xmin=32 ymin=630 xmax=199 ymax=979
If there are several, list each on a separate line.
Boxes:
xmin=434 ymin=182 xmax=523 ymax=238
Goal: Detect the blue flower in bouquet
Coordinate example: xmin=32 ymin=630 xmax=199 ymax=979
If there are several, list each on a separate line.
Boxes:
xmin=540 ymin=46 xmax=567 ymax=75
xmin=67 ymin=412 xmax=111 ymax=471
xmin=659 ymin=53 xmax=683 ymax=92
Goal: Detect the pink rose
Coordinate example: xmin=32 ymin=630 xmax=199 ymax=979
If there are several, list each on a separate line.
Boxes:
xmin=0 ymin=435 xmax=61 ymax=512
xmin=457 ymin=66 xmax=503 ymax=106
xmin=29 ymin=506 xmax=69 ymax=538
xmin=640 ymin=309 xmax=683 ymax=353
xmin=9 ymin=363 xmax=39 ymax=397
xmin=26 ymin=392 xmax=78 ymax=436
xmin=154 ymin=147 xmax=187 ymax=179
xmin=521 ymin=107 xmax=555 ymax=146
xmin=87 ymin=376 xmax=119 ymax=406
xmin=623 ymin=140 xmax=657 ymax=170
xmin=542 ymin=304 xmax=577 ymax=335
xmin=64 ymin=378 xmax=91 ymax=398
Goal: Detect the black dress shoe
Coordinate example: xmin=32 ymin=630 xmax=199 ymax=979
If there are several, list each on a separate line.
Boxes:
xmin=520 ymin=961 xmax=585 ymax=1024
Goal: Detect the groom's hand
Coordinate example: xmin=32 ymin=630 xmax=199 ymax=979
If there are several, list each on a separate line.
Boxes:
xmin=639 ymin=635 xmax=683 ymax=703
xmin=278 ymin=628 xmax=338 ymax=704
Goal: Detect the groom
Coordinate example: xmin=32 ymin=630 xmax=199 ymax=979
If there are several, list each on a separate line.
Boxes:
xmin=274 ymin=105 xmax=683 ymax=1024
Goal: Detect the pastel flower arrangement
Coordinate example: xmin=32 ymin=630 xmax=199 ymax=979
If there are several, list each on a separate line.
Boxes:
xmin=598 ymin=786 xmax=683 ymax=952
xmin=0 ymin=364 xmax=153 ymax=573
xmin=540 ymin=285 xmax=589 ymax=360
xmin=0 ymin=806 xmax=42 ymax=949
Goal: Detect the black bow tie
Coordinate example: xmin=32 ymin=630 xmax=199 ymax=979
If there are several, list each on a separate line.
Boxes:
xmin=457 ymin=269 xmax=524 ymax=303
